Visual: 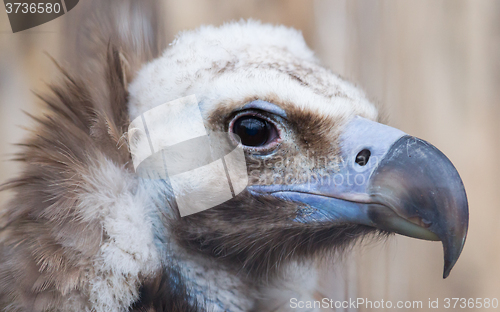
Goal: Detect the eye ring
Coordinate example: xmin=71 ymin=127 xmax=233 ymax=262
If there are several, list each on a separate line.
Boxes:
xmin=228 ymin=111 xmax=282 ymax=152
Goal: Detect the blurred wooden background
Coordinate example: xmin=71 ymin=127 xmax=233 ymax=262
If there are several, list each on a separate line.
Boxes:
xmin=1 ymin=1 xmax=499 ymax=311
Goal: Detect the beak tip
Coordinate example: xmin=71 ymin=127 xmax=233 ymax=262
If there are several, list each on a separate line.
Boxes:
xmin=442 ymin=236 xmax=466 ymax=279
xmin=443 ymin=260 xmax=452 ymax=279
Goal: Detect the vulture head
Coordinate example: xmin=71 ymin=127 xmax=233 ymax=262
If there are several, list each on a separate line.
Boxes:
xmin=127 ymin=20 xmax=469 ymax=279
xmin=0 ymin=12 xmax=467 ymax=312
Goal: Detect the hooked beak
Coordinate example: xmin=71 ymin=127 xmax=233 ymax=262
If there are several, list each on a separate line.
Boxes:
xmin=249 ymin=116 xmax=468 ymax=278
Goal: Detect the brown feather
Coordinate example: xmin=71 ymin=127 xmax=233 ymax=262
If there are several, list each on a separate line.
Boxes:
xmin=0 ymin=30 xmax=155 ymax=312
xmin=0 ymin=1 xmax=167 ymax=310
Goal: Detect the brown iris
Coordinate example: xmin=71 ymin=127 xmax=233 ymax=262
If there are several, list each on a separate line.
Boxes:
xmin=232 ymin=116 xmax=277 ymax=147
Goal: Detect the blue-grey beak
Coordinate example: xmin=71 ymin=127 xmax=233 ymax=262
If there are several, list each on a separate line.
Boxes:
xmin=249 ymin=116 xmax=468 ymax=278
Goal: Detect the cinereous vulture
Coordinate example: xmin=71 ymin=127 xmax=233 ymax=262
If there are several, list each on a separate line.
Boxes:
xmin=0 ymin=1 xmax=467 ymax=311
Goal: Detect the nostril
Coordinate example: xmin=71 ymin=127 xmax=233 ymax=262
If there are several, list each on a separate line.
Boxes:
xmin=355 ymin=149 xmax=371 ymax=166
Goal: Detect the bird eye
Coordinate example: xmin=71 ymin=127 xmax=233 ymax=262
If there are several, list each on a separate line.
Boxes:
xmin=231 ymin=115 xmax=279 ymax=147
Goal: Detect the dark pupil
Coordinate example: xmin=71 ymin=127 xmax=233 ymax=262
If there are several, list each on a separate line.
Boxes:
xmin=233 ymin=116 xmax=270 ymax=147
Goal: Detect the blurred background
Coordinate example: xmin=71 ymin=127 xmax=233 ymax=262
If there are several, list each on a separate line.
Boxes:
xmin=0 ymin=1 xmax=499 ymax=311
